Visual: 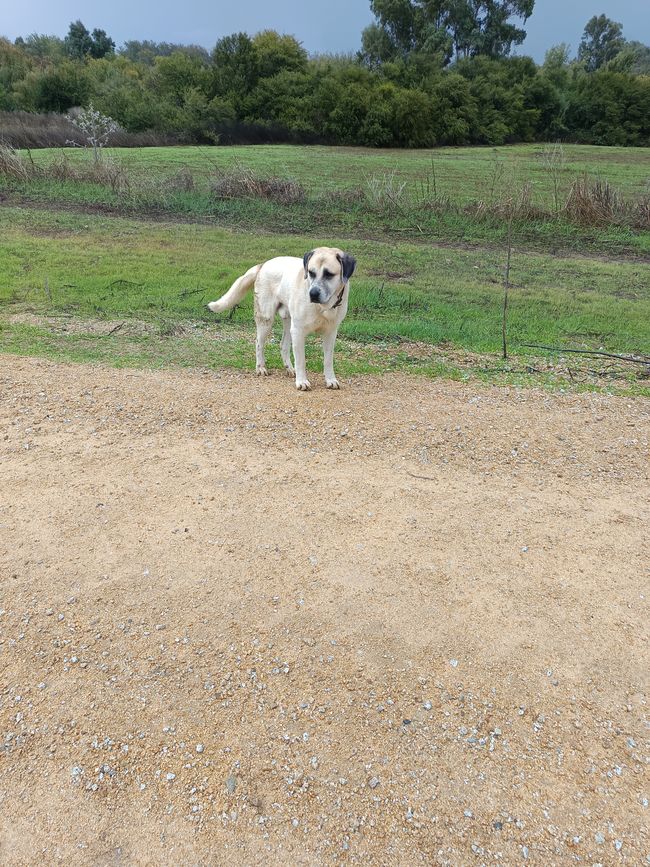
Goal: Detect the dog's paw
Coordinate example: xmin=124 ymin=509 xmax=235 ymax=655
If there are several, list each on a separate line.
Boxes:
xmin=325 ymin=378 xmax=340 ymax=390
xmin=295 ymin=379 xmax=311 ymax=391
xmin=285 ymin=365 xmax=295 ymax=376
xmin=256 ymin=366 xmax=269 ymax=377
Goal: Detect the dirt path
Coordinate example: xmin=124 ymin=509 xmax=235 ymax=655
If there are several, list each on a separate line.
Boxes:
xmin=1 ymin=356 xmax=648 ymax=865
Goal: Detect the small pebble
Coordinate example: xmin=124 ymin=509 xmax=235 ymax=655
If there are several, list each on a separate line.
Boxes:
xmin=165 ymin=773 xmax=176 ymax=782
xmin=196 ymin=744 xmax=204 ymax=754
xmin=423 ymin=700 xmax=432 ymax=711
xmin=368 ymin=777 xmax=380 ymax=789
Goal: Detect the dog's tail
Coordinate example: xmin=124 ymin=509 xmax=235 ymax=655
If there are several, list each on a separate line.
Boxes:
xmin=207 ymin=263 xmax=262 ymax=314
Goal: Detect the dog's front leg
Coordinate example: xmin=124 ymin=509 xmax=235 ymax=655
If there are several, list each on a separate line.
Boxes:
xmin=322 ymin=328 xmax=340 ymax=389
xmin=291 ymin=325 xmax=311 ymax=390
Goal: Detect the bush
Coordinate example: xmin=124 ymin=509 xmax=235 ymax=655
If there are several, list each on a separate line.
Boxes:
xmin=210 ymin=164 xmax=306 ymax=204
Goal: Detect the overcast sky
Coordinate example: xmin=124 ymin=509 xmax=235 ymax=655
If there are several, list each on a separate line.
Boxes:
xmin=3 ymin=1 xmax=649 ymax=62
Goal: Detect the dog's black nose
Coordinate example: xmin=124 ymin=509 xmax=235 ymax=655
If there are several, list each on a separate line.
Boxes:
xmin=309 ymin=288 xmax=320 ymax=302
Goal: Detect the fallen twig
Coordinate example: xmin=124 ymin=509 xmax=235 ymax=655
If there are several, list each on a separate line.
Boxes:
xmin=521 ymin=344 xmax=650 ymax=366
xmin=103 ymin=321 xmax=126 ymax=337
xmin=105 ymin=280 xmax=144 ymax=290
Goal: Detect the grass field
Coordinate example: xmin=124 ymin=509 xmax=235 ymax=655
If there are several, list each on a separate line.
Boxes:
xmin=20 ymin=142 xmax=650 ymax=204
xmin=1 ymin=143 xmax=649 ymax=392
xmin=5 ymin=143 xmax=650 ymax=258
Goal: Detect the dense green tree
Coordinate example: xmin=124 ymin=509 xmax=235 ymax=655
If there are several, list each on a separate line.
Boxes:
xmin=578 ymin=15 xmax=625 ymax=72
xmin=361 ymin=0 xmax=535 ymax=66
xmin=541 ymin=43 xmax=571 ymax=88
xmin=152 ymin=51 xmax=209 ymax=106
xmin=609 ymin=41 xmax=650 ymax=75
xmin=428 ymin=72 xmax=477 ymax=143
xmin=211 ymin=33 xmax=259 ymax=110
xmin=251 ymin=31 xmax=307 ymax=79
xmin=64 ymin=21 xmax=93 ymax=59
xmin=17 ymin=60 xmax=90 ymax=112
xmin=119 ymin=40 xmax=209 ymax=64
xmin=15 ymin=33 xmax=65 ymax=64
xmin=1 ymin=18 xmax=649 ymax=148
xmin=89 ymin=29 xmax=115 ymax=59
xmin=63 ymin=20 xmax=115 ymax=60
xmin=244 ymin=69 xmax=316 ymax=135
xmin=0 ymin=38 xmax=31 ymax=109
xmin=565 ymin=68 xmax=650 ymax=145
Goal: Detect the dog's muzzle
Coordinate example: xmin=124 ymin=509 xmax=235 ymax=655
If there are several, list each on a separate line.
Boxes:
xmin=309 ymin=287 xmax=322 ymax=303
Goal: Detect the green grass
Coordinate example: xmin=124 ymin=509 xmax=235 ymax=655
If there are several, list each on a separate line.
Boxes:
xmin=6 ymin=143 xmax=650 ymax=259
xmin=3 ymin=205 xmax=649 ymax=350
xmin=21 ymin=142 xmax=650 ymax=204
xmin=1 ymin=142 xmax=648 ymax=393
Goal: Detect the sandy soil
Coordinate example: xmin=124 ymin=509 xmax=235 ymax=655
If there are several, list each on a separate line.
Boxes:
xmin=0 ymin=356 xmax=648 ymax=866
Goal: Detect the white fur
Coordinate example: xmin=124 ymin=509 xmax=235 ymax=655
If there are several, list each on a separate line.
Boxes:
xmin=208 ymin=248 xmax=353 ymax=390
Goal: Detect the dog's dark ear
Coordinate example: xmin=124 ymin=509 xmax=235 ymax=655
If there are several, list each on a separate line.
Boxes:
xmin=303 ymin=250 xmax=315 ymax=279
xmin=337 ymin=252 xmax=356 ymax=283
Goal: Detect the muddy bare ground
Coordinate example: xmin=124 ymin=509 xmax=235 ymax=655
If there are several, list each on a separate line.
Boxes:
xmin=0 ymin=356 xmax=648 ymax=865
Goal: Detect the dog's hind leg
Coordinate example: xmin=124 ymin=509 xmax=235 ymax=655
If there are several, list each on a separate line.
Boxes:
xmin=255 ymin=317 xmax=273 ymax=376
xmin=279 ymin=308 xmax=294 ymax=376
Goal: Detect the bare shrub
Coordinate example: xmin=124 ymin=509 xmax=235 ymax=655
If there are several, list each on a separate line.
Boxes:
xmin=508 ymin=182 xmax=547 ymax=221
xmin=565 ymin=176 xmax=622 ymax=226
xmin=629 ymin=193 xmax=650 ymax=230
xmin=35 ymin=151 xmax=130 ymax=194
xmin=417 ymin=192 xmax=453 ymax=213
xmin=464 ymin=183 xmax=556 ymax=223
xmin=540 ymin=142 xmax=566 ymax=215
xmin=486 ymin=150 xmax=505 ymax=204
xmin=166 ymin=167 xmax=195 ymax=192
xmin=319 ymin=186 xmax=366 ymax=207
xmin=210 ymin=164 xmax=306 ymax=204
xmin=88 ymin=157 xmax=131 ymax=194
xmin=0 ymin=144 xmax=34 ymax=181
xmin=364 ymin=171 xmax=408 ymax=212
xmin=65 ymin=104 xmax=119 ymax=163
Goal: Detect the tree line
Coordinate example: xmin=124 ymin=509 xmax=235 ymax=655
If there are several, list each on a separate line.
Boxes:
xmin=1 ymin=5 xmax=649 ymax=147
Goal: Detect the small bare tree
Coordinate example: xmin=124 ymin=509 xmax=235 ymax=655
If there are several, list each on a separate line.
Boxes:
xmin=541 ymin=142 xmax=565 ymax=217
xmin=66 ymin=103 xmax=119 ymax=163
xmin=502 ymin=206 xmax=514 ymax=360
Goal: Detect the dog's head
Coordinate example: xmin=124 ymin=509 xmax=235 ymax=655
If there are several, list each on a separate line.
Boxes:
xmin=303 ymin=247 xmax=356 ymax=306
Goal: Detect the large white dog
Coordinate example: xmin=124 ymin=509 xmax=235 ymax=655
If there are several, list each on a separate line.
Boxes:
xmin=208 ymin=247 xmax=356 ymax=390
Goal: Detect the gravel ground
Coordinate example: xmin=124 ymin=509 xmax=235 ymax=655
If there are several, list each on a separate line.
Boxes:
xmin=0 ymin=356 xmax=648 ymax=865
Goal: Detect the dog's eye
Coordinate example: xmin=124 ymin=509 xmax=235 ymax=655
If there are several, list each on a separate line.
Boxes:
xmin=308 ymin=270 xmax=316 ymax=278
xmin=322 ymin=270 xmax=333 ymax=279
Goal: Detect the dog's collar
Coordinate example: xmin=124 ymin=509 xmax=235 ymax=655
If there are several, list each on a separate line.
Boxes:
xmin=331 ymin=283 xmax=347 ymax=309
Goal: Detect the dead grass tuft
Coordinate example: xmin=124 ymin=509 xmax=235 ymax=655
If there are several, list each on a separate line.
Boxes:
xmin=565 ymin=176 xmax=622 ymax=226
xmin=210 ymin=164 xmax=306 ymax=205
